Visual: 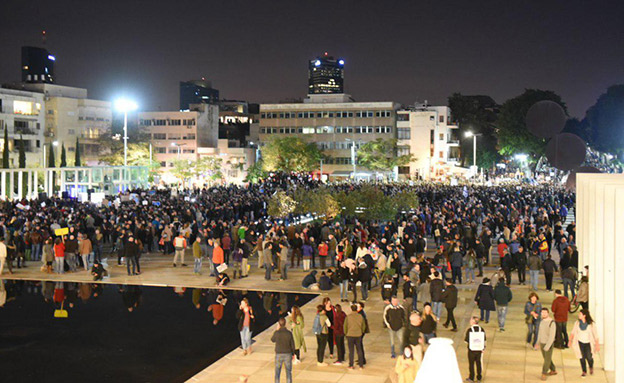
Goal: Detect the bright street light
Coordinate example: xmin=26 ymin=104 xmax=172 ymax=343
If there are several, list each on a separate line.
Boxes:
xmin=171 ymin=142 xmax=186 ymax=159
xmin=515 ymin=153 xmax=528 ymax=162
xmin=463 ymin=132 xmax=482 ymax=167
xmin=114 ymin=98 xmax=138 ymax=167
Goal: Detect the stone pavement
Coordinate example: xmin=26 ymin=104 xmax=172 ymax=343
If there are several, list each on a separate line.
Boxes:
xmin=2 ymin=252 xmax=613 ymax=383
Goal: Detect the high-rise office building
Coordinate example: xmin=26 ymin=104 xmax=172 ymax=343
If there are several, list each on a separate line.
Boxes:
xmin=308 ymin=53 xmax=345 ymax=95
xmin=179 ymin=79 xmax=219 ymax=110
xmin=21 ymin=46 xmax=55 ymax=84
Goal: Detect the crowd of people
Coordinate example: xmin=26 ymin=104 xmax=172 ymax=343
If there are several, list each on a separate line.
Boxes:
xmin=0 ymin=173 xmax=601 ymax=382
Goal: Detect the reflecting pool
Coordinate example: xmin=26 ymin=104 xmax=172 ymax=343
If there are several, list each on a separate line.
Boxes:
xmin=0 ymin=279 xmax=315 ymax=383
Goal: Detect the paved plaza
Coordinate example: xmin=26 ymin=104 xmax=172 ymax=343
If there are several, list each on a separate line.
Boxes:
xmin=3 ymin=249 xmax=614 ymax=383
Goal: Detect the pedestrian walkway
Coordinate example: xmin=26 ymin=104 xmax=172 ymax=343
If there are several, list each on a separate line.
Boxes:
xmin=2 ymin=252 xmax=613 ymax=383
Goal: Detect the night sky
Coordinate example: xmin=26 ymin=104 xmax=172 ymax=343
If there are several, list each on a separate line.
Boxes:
xmin=1 ymin=0 xmax=622 ymax=117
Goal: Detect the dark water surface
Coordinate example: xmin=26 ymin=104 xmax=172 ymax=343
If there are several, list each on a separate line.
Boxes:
xmin=0 ymin=279 xmax=315 ymax=383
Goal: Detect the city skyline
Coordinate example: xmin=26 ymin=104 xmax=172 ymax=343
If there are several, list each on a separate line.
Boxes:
xmin=1 ymin=0 xmax=622 ymax=117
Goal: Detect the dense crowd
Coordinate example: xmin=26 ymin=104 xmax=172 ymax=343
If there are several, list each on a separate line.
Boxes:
xmin=0 ymin=174 xmax=600 ymax=382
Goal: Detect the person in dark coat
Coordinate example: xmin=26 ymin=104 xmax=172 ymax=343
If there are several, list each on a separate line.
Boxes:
xmin=319 ymin=271 xmax=333 ymax=290
xmin=302 ymin=270 xmax=318 ymax=288
xmin=429 ymin=271 xmax=445 ymax=320
xmin=474 ymin=278 xmax=495 ymax=323
xmin=441 ymin=278 xmax=458 ymax=331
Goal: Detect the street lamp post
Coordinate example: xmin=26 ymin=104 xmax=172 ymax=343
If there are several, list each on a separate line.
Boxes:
xmin=171 ymin=142 xmax=186 ymax=159
xmin=464 ymin=131 xmax=482 ymax=167
xmin=346 ymin=138 xmax=359 ymax=179
xmin=113 ymin=98 xmax=138 ymax=167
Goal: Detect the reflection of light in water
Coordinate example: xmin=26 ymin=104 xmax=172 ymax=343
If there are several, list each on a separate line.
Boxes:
xmin=414 ymin=337 xmax=462 ymax=383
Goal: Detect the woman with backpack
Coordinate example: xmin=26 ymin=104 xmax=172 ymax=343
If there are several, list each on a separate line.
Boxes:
xmin=313 ymin=304 xmax=331 ymax=366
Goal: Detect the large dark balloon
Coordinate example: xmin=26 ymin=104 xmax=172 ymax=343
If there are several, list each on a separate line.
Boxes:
xmin=546 ymin=133 xmax=587 ymax=171
xmin=565 ymin=166 xmax=602 ymax=191
xmin=526 ymin=101 xmax=567 ymax=138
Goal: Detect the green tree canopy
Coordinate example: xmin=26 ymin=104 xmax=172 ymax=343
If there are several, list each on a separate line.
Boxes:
xmin=356 ymin=138 xmax=413 ymax=174
xmin=18 ymin=135 xmax=26 ymax=168
xmin=48 ymin=143 xmax=55 ymax=167
xmin=74 ymin=137 xmax=81 ymax=166
xmin=60 ymin=143 xmax=67 ymax=167
xmin=496 ymin=89 xmax=567 ymax=157
xmin=261 ymin=137 xmax=323 ymax=173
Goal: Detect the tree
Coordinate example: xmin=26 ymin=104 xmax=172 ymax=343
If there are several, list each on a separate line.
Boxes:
xmin=18 ymin=135 xmax=26 ymax=168
xmin=74 ymin=137 xmax=81 ymax=166
xmin=96 ymin=123 xmax=152 ymax=166
xmin=60 ymin=143 xmax=67 ymax=167
xmin=48 ymin=143 xmax=55 ymax=168
xmin=196 ymin=156 xmax=223 ymax=182
xmin=447 ymin=93 xmax=500 ymax=167
xmin=170 ymin=159 xmax=194 ymax=186
xmin=245 ymin=161 xmax=267 ymax=183
xmin=261 ymin=137 xmax=323 ymax=173
xmin=356 ymin=138 xmax=413 ymax=175
xmin=2 ymin=128 xmax=8 ymax=168
xmin=496 ymin=89 xmax=567 ymax=158
xmin=583 ymin=85 xmax=624 ymax=157
xmin=268 ymin=190 xmax=297 ymax=218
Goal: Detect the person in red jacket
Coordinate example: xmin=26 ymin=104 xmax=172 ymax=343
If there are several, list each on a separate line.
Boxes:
xmin=551 ymin=289 xmax=570 ymax=349
xmin=318 ymin=241 xmax=329 ymax=269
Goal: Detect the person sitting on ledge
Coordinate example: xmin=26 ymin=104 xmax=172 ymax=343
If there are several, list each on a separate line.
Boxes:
xmin=217 ymin=272 xmax=230 ymax=286
xmin=302 ymin=270 xmax=318 ymax=289
xmin=319 ymin=271 xmax=333 ymax=290
xmin=91 ymin=261 xmax=108 ymax=281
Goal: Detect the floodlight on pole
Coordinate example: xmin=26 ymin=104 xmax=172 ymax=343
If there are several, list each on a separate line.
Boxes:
xmin=463 ymin=131 xmax=482 ymax=167
xmin=114 ymin=98 xmax=138 ymax=167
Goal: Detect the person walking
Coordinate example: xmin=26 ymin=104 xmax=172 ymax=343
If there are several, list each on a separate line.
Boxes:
xmin=474 ymin=278 xmax=495 ymax=323
xmin=404 ymin=312 xmax=422 ymax=348
xmin=441 ymin=278 xmax=458 ymax=331
xmin=525 ymin=292 xmax=542 ymax=348
xmin=542 ymin=255 xmax=558 ymax=292
xmin=344 ymin=303 xmax=366 ymax=370
xmin=430 ymin=271 xmax=444 ymax=320
xmin=464 ymin=316 xmax=486 ymax=383
xmin=173 ymin=233 xmax=187 ymax=267
xmin=271 ymin=317 xmax=295 ymax=383
xmin=569 ymin=309 xmax=600 ymax=377
xmin=576 ymin=276 xmax=589 ymax=311
xmin=537 ymin=308 xmax=558 ymax=380
xmin=561 ymin=266 xmax=578 ymax=299
xmin=528 ymin=250 xmax=542 ymax=290
xmin=420 ymin=303 xmax=437 ymax=344
xmin=494 ymin=277 xmax=513 ymax=331
xmin=237 ymin=298 xmax=255 ymax=355
xmin=394 ymin=345 xmax=421 ymax=383
xmin=64 ymin=234 xmax=78 ymax=272
xmin=288 ymin=305 xmax=306 ymax=364
xmin=551 ymin=289 xmax=570 ymax=349
xmin=262 ymin=240 xmax=273 ymax=280
xmin=193 ymin=236 xmax=203 ymax=275
xmin=449 ymin=246 xmax=463 ymax=284
xmin=514 ymin=245 xmax=528 ymax=285
xmin=313 ymin=305 xmax=331 ymax=366
xmin=383 ymin=296 xmax=406 ymax=358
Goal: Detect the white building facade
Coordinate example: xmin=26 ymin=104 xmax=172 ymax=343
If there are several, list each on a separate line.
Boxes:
xmin=396 ymin=105 xmax=461 ymax=180
xmin=0 ymin=87 xmax=46 ymax=167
